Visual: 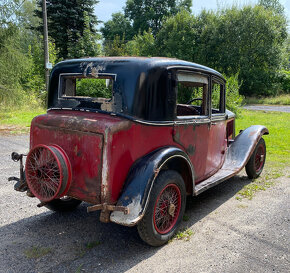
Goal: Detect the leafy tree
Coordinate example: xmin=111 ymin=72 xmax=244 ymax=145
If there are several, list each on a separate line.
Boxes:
xmin=35 ymin=0 xmax=99 ymax=59
xmin=101 ymin=12 xmax=134 ymax=42
xmin=124 ymin=0 xmax=192 ymax=36
xmin=126 ymin=30 xmax=156 ymax=56
xmin=258 ymin=0 xmax=285 ymax=15
xmin=155 ymin=10 xmax=198 ymax=60
xmin=155 ymin=5 xmax=287 ymax=96
xmin=103 ymin=35 xmax=128 ymax=56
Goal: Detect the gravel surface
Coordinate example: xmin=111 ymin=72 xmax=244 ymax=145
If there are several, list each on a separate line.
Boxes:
xmin=0 ymin=134 xmax=289 ymax=273
xmin=243 ymin=105 xmax=290 ymax=113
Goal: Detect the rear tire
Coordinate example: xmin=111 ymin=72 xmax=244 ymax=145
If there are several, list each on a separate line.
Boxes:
xmin=245 ymin=138 xmax=266 ymax=179
xmin=137 ymin=170 xmax=186 ymax=246
xmin=45 ymin=197 xmax=82 ymax=212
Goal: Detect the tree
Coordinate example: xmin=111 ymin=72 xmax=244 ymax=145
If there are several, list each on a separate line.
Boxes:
xmin=155 ymin=10 xmax=198 ymax=60
xmin=124 ymin=0 xmax=192 ymax=36
xmin=154 ymin=5 xmax=287 ymax=96
xmin=35 ymin=0 xmax=100 ymax=59
xmin=258 ymin=0 xmax=285 ymax=15
xmin=101 ymin=12 xmax=134 ymax=42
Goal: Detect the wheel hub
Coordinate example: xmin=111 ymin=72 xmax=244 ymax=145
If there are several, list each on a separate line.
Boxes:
xmin=168 ymin=203 xmax=176 ymax=217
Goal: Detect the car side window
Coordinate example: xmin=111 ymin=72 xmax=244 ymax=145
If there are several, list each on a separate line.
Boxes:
xmin=212 ymin=79 xmax=225 ymax=114
xmin=176 ymin=72 xmax=209 ymax=118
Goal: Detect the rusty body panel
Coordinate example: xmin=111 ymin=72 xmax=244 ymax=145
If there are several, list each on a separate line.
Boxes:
xmin=194 ymin=125 xmax=269 ymax=195
xmin=110 ymin=125 xmax=268 ymax=226
xmin=10 ymin=57 xmax=269 ymax=239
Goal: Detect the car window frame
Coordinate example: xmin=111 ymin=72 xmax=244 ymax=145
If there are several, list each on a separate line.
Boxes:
xmin=211 ymin=76 xmax=226 ymax=120
xmin=174 ymin=70 xmax=211 ymax=122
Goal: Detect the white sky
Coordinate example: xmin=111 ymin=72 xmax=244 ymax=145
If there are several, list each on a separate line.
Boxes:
xmin=95 ymin=0 xmax=290 ymax=25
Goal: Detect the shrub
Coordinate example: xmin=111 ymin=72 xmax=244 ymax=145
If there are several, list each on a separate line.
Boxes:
xmin=224 ymin=74 xmax=244 ymax=116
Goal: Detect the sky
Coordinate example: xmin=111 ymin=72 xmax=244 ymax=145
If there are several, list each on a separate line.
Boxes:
xmin=95 ymin=0 xmax=290 ymax=25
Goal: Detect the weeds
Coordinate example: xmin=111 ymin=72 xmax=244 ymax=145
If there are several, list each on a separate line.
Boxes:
xmin=183 ymin=215 xmax=190 ymax=222
xmin=244 ymin=94 xmax=290 ymax=105
xmin=236 ymin=167 xmax=284 ymax=200
xmin=74 ymin=240 xmax=101 ymax=258
xmin=173 ymin=228 xmax=194 ymax=241
xmin=24 ymin=246 xmax=51 ymax=259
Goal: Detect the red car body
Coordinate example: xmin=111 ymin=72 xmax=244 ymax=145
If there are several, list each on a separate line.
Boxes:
xmin=10 ymin=57 xmax=268 ymax=246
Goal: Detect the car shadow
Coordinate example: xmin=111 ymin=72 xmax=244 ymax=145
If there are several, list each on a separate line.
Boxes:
xmin=0 ymin=174 xmax=252 ymax=273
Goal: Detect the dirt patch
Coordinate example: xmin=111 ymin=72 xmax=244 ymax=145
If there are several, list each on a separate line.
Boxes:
xmin=0 ymin=125 xmax=29 ymax=135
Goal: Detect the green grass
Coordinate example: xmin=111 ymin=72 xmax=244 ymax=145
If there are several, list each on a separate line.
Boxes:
xmin=183 ymin=214 xmax=190 ymax=221
xmin=174 ymin=228 xmax=194 ymax=241
xmin=74 ymin=240 xmax=101 ymax=258
xmin=235 ymin=109 xmax=289 ymax=199
xmin=0 ymin=108 xmax=45 ymax=133
xmin=236 ymin=110 xmax=290 ymax=166
xmin=244 ymin=94 xmax=290 ymax=105
xmin=24 ymin=246 xmax=52 ymax=259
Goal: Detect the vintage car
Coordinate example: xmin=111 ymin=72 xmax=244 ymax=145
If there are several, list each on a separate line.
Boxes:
xmin=9 ymin=57 xmax=268 ymax=246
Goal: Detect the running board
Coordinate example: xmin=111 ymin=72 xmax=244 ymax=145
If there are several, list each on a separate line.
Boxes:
xmin=194 ymin=125 xmax=269 ymax=196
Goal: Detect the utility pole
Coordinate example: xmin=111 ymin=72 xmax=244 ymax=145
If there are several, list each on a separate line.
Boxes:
xmin=42 ymin=0 xmax=51 ymax=93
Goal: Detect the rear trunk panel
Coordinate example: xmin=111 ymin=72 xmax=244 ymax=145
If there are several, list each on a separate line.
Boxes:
xmin=29 ymin=111 xmax=117 ymax=204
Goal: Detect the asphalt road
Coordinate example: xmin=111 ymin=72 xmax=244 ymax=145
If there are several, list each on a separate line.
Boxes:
xmin=0 ymin=134 xmax=289 ymax=273
xmin=243 ymin=105 xmax=290 ymax=113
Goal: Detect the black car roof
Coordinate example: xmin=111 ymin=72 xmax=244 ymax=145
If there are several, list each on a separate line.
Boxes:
xmin=55 ymin=57 xmax=224 ymax=80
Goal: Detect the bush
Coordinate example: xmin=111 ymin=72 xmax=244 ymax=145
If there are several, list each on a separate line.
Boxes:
xmin=224 ymin=74 xmax=244 ymax=116
xmin=76 ymin=78 xmax=111 ymax=98
xmin=279 ymin=70 xmax=290 ymax=93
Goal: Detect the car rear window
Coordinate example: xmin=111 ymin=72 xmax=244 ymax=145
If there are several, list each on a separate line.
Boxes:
xmin=59 ymin=74 xmax=115 ymax=111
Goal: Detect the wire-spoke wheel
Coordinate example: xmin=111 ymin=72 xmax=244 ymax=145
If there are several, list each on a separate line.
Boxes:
xmin=246 ymin=138 xmax=266 ymax=179
xmin=137 ymin=170 xmax=186 ymax=246
xmin=25 ymin=144 xmax=72 ymax=202
xmin=153 ymin=183 xmax=181 ymax=234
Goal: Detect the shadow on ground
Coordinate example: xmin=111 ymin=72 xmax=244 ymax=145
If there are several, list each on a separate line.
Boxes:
xmin=0 ymin=174 xmax=252 ymax=273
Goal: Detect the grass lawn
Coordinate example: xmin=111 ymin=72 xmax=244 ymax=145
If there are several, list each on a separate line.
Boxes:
xmin=0 ymin=108 xmax=45 ymax=133
xmin=244 ymin=94 xmax=290 ymax=105
xmin=236 ymin=109 xmax=290 ymax=166
xmin=235 ymin=109 xmax=289 ymax=199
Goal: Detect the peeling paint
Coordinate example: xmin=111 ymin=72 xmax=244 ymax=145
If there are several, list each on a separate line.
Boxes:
xmin=110 ymin=195 xmax=142 ymax=226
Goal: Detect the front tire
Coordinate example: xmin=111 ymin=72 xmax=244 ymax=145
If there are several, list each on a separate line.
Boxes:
xmin=137 ymin=170 xmax=186 ymax=246
xmin=245 ymin=138 xmax=266 ymax=179
xmin=45 ymin=197 xmax=82 ymax=212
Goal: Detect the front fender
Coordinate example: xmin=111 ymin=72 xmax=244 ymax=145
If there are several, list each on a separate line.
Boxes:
xmin=223 ymin=125 xmax=269 ymax=171
xmin=110 ymin=146 xmax=193 ymax=226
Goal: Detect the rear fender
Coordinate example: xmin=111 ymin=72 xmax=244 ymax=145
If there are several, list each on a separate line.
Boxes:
xmin=110 ymin=146 xmax=194 ymax=226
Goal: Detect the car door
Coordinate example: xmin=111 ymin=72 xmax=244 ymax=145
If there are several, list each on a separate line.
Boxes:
xmin=206 ymin=77 xmax=227 ymax=176
xmin=172 ymin=70 xmax=212 ymax=183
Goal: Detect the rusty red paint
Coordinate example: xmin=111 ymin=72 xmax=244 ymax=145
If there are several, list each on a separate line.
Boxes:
xmin=30 ymin=109 xmax=231 ymax=205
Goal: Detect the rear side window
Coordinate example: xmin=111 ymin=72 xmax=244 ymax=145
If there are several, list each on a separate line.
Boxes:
xmin=176 ymin=72 xmax=209 ymax=118
xmin=212 ymin=79 xmax=225 ymax=114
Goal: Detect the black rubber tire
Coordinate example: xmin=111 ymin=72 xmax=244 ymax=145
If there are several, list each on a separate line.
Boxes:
xmin=137 ymin=170 xmax=186 ymax=247
xmin=245 ymin=138 xmax=266 ymax=179
xmin=45 ymin=197 xmax=82 ymax=212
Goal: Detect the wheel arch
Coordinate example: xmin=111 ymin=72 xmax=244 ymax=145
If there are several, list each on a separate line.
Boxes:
xmin=110 ymin=146 xmax=194 ymax=226
xmin=160 ymin=155 xmax=194 ymax=196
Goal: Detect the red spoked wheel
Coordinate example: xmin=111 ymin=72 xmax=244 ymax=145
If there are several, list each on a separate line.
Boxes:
xmin=137 ymin=170 xmax=186 ymax=246
xmin=255 ymin=144 xmax=265 ymax=173
xmin=246 ymin=138 xmax=266 ymax=179
xmin=25 ymin=144 xmax=72 ymax=202
xmin=153 ymin=184 xmax=181 ymax=234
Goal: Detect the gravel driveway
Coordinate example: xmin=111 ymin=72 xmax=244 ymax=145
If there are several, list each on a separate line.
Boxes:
xmin=0 ymin=134 xmax=289 ymax=273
